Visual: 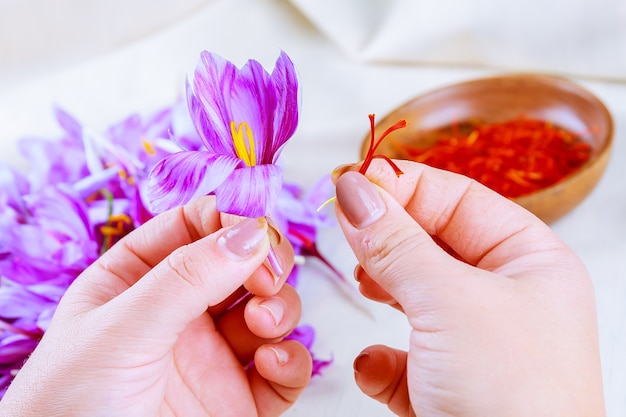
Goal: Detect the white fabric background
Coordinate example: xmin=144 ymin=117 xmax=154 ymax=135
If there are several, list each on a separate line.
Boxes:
xmin=291 ymin=0 xmax=626 ymax=80
xmin=1 ymin=0 xmax=625 ymax=415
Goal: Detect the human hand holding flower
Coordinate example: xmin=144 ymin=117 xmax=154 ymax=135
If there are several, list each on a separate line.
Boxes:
xmin=333 ymin=160 xmax=605 ymax=417
xmin=0 ymin=196 xmax=311 ymax=417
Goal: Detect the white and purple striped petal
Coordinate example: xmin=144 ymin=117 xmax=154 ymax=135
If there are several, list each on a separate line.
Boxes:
xmin=214 ymin=164 xmax=283 ymax=218
xmin=230 ymin=58 xmax=277 ymax=164
xmin=192 ymin=52 xmax=238 ymax=154
xmin=268 ymin=51 xmax=300 ymax=162
xmin=147 ymin=151 xmax=241 ymax=213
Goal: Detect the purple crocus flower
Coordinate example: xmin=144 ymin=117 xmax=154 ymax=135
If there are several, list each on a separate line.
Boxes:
xmin=147 ymin=51 xmax=300 ymax=217
xmin=0 ymin=170 xmax=98 ymax=286
xmin=17 ymin=107 xmax=89 ymax=191
xmin=0 ymin=283 xmax=60 ymax=397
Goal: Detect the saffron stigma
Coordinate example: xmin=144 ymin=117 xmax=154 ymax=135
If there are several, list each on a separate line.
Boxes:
xmin=360 ymin=114 xmax=406 ymax=176
xmin=317 ymin=114 xmax=407 ymax=212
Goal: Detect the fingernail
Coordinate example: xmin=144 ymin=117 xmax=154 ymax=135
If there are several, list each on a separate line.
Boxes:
xmin=218 ymin=217 xmax=268 ymax=259
xmin=269 ymin=346 xmax=289 ymax=365
xmin=331 ymin=163 xmax=357 ymax=183
xmin=265 ymin=216 xmax=284 ymax=246
xmin=354 ymin=265 xmax=362 ymax=282
xmin=353 ymin=352 xmax=370 ymax=374
xmin=336 ymin=172 xmax=386 ymax=229
xmin=258 ymin=298 xmax=285 ymax=327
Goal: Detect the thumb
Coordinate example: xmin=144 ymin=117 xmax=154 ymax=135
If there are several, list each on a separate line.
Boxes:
xmin=100 ymin=217 xmax=271 ymax=337
xmin=334 ymin=171 xmax=467 ymax=314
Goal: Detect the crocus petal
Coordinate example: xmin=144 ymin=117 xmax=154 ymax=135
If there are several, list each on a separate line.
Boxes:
xmin=72 ymin=167 xmax=120 ymax=199
xmin=0 ymin=166 xmax=30 ymax=212
xmin=0 ymin=286 xmax=53 ymax=320
xmin=147 ymin=151 xmax=241 ymax=213
xmin=86 ymin=197 xmax=131 ymax=226
xmin=54 ymin=107 xmax=83 ymax=143
xmin=170 ymin=98 xmax=203 ymax=151
xmin=192 ymin=52 xmax=238 ymax=153
xmin=214 ymin=164 xmax=282 ymax=217
xmin=269 ymin=51 xmax=300 ymax=160
xmin=0 ymin=185 xmax=97 ymax=285
xmin=231 ymin=59 xmax=277 ymax=164
xmin=0 ymin=335 xmax=39 ymax=365
xmin=285 ymin=324 xmax=315 ymax=349
xmin=186 ymin=78 xmax=224 ymax=152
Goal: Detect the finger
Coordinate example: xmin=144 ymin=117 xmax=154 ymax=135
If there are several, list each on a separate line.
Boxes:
xmin=245 ymin=284 xmax=302 ymax=339
xmin=215 ymin=284 xmax=302 ymax=364
xmin=249 ymin=340 xmax=313 ymax=417
xmin=65 ymin=196 xmax=223 ymax=310
xmin=355 ymin=265 xmax=402 ymax=310
xmin=336 ymin=160 xmax=569 ymax=273
xmin=243 ymin=227 xmax=295 ymax=297
xmin=207 ymin=286 xmax=250 ymax=317
xmin=221 ymin=213 xmax=296 ymax=297
xmin=86 ymin=216 xmax=271 ymax=339
xmin=353 ymin=345 xmax=414 ymax=417
xmin=207 ymin=233 xmax=295 ymax=318
xmin=335 ymin=170 xmax=468 ymax=311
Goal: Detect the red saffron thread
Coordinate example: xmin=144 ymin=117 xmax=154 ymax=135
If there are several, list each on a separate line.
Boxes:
xmin=360 ymin=114 xmax=407 ymax=176
xmin=395 ymin=117 xmax=592 ymax=198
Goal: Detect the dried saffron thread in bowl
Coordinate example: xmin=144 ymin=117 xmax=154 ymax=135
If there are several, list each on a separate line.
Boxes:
xmin=396 ymin=117 xmax=592 ymax=198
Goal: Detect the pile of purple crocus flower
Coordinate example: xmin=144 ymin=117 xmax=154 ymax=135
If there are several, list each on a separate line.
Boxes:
xmin=0 ymin=51 xmax=334 ymax=398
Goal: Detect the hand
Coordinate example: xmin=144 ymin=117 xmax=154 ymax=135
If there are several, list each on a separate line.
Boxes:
xmin=0 ymin=196 xmax=312 ymax=417
xmin=333 ymin=160 xmax=605 ymax=417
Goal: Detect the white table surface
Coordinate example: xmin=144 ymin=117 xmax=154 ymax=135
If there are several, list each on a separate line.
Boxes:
xmin=1 ymin=0 xmax=624 ymax=415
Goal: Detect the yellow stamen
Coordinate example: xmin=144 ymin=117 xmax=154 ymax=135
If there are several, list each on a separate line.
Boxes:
xmin=109 ymin=213 xmax=133 ymax=224
xmin=230 ymin=121 xmax=257 ymax=166
xmin=100 ymin=225 xmax=124 ymax=236
xmin=142 ymin=137 xmax=157 ymax=156
xmin=100 ymin=213 xmax=133 ymax=237
xmin=118 ymin=169 xmax=135 ymax=185
xmin=316 ymin=196 xmax=337 ymax=212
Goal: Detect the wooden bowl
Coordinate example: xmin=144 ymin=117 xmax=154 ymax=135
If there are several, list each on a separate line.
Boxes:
xmin=361 ymin=74 xmax=614 ymax=224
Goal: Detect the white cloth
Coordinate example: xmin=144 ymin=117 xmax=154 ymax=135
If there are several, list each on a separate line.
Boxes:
xmin=0 ymin=0 xmax=213 ymax=82
xmin=0 ymin=1 xmax=625 ymax=415
xmin=291 ymin=0 xmax=626 ymax=80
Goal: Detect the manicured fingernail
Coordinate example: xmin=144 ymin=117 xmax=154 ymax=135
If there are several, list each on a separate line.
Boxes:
xmin=336 ymin=171 xmax=386 ymax=229
xmin=259 ymin=298 xmax=285 ymax=327
xmin=218 ymin=218 xmax=268 ymax=259
xmin=265 ymin=216 xmax=284 ymax=246
xmin=331 ymin=163 xmax=356 ymax=183
xmin=353 ymin=352 xmax=370 ymax=374
xmin=269 ymin=346 xmax=289 ymax=365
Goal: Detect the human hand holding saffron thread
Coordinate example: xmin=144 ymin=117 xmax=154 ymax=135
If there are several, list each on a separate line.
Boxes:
xmin=0 ymin=196 xmax=311 ymax=417
xmin=333 ymin=159 xmax=605 ymax=417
